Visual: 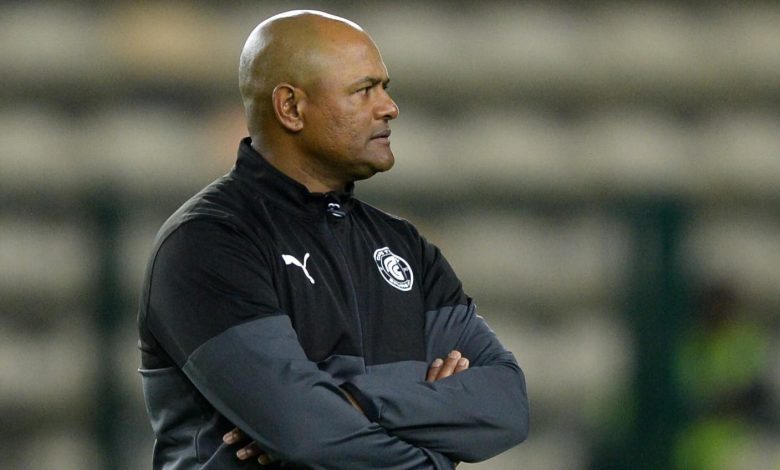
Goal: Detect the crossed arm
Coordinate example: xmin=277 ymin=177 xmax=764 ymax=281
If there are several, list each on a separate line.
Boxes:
xmin=225 ymin=350 xmax=471 ymax=465
xmin=148 ymin=222 xmax=528 ymax=468
xmin=183 ymin=307 xmax=527 ymax=468
xmin=221 ymin=305 xmax=529 ymax=466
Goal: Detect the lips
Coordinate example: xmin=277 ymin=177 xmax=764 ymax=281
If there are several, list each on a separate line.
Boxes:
xmin=371 ymin=129 xmax=391 ymax=139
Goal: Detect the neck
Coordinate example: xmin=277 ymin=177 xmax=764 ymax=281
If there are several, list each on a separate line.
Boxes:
xmin=251 ymin=140 xmax=346 ymax=193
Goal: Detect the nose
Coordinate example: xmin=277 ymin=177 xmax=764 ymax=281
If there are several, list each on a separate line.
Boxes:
xmin=377 ymin=89 xmax=399 ymax=121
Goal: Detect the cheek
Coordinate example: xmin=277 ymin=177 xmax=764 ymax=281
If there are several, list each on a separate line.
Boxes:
xmin=308 ymin=107 xmax=343 ymax=150
xmin=326 ymin=111 xmax=365 ymax=149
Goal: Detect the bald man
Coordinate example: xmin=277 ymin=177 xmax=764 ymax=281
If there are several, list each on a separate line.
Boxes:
xmin=138 ymin=10 xmax=528 ymax=469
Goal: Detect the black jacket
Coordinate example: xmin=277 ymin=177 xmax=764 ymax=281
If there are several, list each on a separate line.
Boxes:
xmin=138 ymin=138 xmax=529 ymax=469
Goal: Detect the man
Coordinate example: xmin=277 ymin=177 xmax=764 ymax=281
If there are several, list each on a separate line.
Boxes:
xmin=138 ymin=10 xmax=528 ymax=469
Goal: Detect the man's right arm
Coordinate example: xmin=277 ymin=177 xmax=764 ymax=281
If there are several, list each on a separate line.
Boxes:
xmin=183 ymin=314 xmax=453 ymax=469
xmin=144 ymin=220 xmax=453 ymax=469
xmin=227 ymin=349 xmax=471 ymax=465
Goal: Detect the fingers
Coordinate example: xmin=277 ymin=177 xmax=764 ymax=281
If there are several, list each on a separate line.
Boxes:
xmin=427 ymin=350 xmax=470 ymax=382
xmin=236 ymin=442 xmax=264 ymax=461
xmin=437 ymin=350 xmax=462 ymax=379
xmin=223 ymin=427 xmax=244 ymax=445
xmin=454 ymin=356 xmax=469 ymax=374
xmin=224 ymin=427 xmax=275 ymax=465
xmin=426 ymin=357 xmax=443 ymax=382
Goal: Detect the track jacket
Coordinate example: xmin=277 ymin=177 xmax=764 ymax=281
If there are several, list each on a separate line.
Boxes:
xmin=138 ymin=138 xmax=529 ymax=469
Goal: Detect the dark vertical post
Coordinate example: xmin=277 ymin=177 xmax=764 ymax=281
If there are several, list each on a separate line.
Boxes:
xmin=625 ymin=200 xmax=690 ymax=468
xmin=89 ymin=187 xmax=123 ymax=469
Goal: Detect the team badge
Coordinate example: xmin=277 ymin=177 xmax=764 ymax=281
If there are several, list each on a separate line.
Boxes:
xmin=373 ymin=247 xmax=413 ymax=291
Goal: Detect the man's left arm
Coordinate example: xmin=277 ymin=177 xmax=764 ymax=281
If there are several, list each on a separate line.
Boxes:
xmin=340 ymin=237 xmax=530 ymax=463
xmin=342 ymin=301 xmax=529 ymax=463
xmin=226 ymin=235 xmax=528 ymax=465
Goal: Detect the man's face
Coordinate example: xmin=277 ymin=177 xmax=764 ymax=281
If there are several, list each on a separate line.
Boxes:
xmin=299 ymin=33 xmax=400 ymax=185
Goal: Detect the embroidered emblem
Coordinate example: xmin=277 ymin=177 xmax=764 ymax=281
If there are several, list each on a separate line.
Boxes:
xmin=282 ymin=253 xmax=315 ymax=284
xmin=373 ymin=247 xmax=413 ymax=291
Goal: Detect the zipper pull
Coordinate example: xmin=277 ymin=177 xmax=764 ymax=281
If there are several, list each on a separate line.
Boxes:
xmin=326 ymin=202 xmax=346 ymax=218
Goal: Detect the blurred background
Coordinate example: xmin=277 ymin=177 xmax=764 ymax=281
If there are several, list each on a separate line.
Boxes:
xmin=1 ymin=1 xmax=779 ymax=469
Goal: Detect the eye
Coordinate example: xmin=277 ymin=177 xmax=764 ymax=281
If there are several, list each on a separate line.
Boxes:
xmin=359 ymin=86 xmax=372 ymax=95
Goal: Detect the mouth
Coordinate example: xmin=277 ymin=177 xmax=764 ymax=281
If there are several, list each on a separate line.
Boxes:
xmin=371 ymin=129 xmax=392 ymax=140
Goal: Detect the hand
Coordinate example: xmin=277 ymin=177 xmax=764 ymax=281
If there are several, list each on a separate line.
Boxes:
xmin=427 ymin=350 xmax=468 ymax=469
xmin=223 ymin=428 xmax=274 ymax=465
xmin=223 ymin=351 xmax=470 ymax=464
xmin=223 ymin=387 xmax=364 ymax=465
xmin=426 ymin=350 xmax=469 ymax=382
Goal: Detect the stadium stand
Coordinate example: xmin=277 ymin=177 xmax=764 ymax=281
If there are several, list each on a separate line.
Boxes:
xmin=0 ymin=2 xmax=778 ymax=469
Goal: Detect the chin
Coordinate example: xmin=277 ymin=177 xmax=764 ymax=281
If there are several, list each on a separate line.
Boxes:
xmin=373 ymin=151 xmax=395 ymax=172
xmin=375 ymin=159 xmax=394 ymax=173
xmin=352 ymin=157 xmax=394 ymax=182
xmin=350 ymin=149 xmax=395 ymax=180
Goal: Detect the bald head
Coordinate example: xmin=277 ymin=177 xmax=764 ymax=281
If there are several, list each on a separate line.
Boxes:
xmin=237 ymin=10 xmax=398 ymax=193
xmin=239 ymin=10 xmax=371 ymax=138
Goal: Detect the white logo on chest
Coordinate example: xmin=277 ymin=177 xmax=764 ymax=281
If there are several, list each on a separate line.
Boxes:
xmin=374 ymin=247 xmax=413 ymax=291
xmin=282 ymin=253 xmax=315 ymax=284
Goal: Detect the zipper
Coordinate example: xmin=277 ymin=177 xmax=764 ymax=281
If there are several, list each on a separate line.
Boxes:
xmin=326 ymin=202 xmax=346 ymax=218
xmin=323 ymin=202 xmax=366 ymax=365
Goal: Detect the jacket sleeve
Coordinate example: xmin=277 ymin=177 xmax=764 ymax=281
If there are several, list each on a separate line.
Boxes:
xmin=341 ymin=236 xmax=530 ymax=463
xmin=145 ymin=220 xmax=454 ymax=470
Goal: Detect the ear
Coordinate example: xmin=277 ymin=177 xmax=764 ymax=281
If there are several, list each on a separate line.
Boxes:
xmin=272 ymin=83 xmax=305 ymax=132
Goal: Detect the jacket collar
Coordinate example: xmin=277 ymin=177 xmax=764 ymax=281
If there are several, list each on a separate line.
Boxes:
xmin=232 ymin=137 xmax=355 ymax=217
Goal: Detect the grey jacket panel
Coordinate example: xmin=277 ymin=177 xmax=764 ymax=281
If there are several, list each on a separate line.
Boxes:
xmin=139 ymin=140 xmax=527 ymax=467
xmin=344 ymin=303 xmax=529 ymax=462
xmin=140 ymin=367 xmax=259 ymax=469
xmin=182 ymin=314 xmax=453 ymax=470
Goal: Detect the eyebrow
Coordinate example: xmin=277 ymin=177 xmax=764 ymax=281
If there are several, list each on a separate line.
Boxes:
xmin=351 ymin=76 xmax=390 ymax=88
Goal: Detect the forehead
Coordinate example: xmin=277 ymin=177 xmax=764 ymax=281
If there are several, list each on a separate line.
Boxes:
xmin=314 ymin=32 xmax=389 ymax=87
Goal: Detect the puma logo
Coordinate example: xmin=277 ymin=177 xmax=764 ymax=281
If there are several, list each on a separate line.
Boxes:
xmin=281 ymin=253 xmax=315 ymax=285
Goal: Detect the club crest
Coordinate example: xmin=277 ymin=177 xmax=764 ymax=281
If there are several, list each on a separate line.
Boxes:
xmin=373 ymin=247 xmax=413 ymax=291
